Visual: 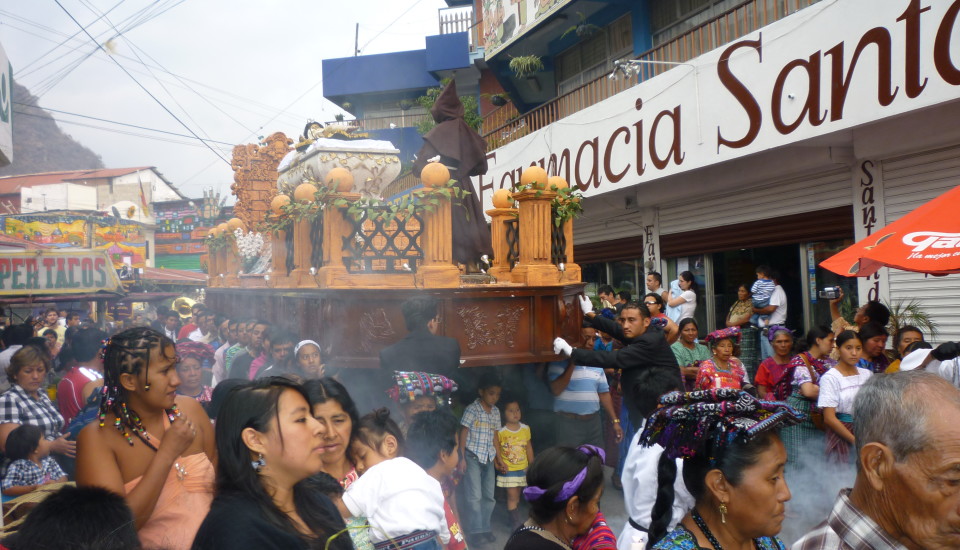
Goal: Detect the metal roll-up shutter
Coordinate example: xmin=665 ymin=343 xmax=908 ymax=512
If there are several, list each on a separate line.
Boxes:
xmin=658 ymin=169 xmax=851 ymax=236
xmin=660 ymin=206 xmax=853 ymax=257
xmin=574 ymin=236 xmax=645 ymax=263
xmin=881 ymin=144 xmax=960 ymax=343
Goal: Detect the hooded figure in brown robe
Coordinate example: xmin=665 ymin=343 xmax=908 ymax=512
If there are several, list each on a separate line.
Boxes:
xmin=413 ymin=81 xmax=493 ymax=267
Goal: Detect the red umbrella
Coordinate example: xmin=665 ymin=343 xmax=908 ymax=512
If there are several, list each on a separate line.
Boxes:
xmin=820 ymin=185 xmax=960 ymax=277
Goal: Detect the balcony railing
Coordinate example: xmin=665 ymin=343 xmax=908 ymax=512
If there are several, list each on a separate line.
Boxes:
xmin=352 ymin=113 xmax=431 ymax=132
xmin=480 ymin=0 xmax=821 ymax=151
xmin=439 ymin=6 xmax=478 ymax=52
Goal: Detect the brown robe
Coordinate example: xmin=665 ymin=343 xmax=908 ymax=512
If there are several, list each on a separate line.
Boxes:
xmin=413 ymin=81 xmax=493 ymax=266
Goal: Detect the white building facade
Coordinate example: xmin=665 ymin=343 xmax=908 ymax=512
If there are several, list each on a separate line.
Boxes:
xmin=475 ymin=0 xmax=960 ymax=341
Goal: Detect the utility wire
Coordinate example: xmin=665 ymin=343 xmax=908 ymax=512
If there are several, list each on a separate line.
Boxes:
xmin=12 ymin=109 xmax=235 ymax=150
xmin=3 ymin=20 xmax=306 ymax=126
xmin=13 ymin=102 xmax=237 ymax=146
xmin=53 ymin=0 xmax=232 ymax=166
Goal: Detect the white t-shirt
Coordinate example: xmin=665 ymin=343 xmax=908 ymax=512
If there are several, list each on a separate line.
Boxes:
xmin=768 ymin=286 xmax=787 ymax=325
xmin=817 ymin=367 xmax=873 ymax=415
xmin=618 ymin=427 xmax=694 ymax=550
xmin=677 ymin=290 xmax=696 ymax=321
xmin=343 ymin=457 xmax=449 ymax=543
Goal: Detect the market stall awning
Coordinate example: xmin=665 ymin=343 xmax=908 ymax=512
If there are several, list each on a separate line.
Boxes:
xmin=141 ymin=266 xmax=207 ymax=284
xmin=821 ymin=185 xmax=960 ymax=277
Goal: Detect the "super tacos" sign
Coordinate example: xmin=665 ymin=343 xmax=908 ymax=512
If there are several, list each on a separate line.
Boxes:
xmin=0 ymin=251 xmax=123 ymax=295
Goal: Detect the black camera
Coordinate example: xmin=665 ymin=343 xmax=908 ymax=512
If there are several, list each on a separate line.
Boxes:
xmin=818 ymin=286 xmax=841 ymax=300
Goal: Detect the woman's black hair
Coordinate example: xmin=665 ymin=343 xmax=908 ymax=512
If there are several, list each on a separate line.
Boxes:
xmin=5 ymin=424 xmax=42 ymax=461
xmin=857 ymin=323 xmax=888 ymax=353
xmin=797 ymin=325 xmax=833 ymax=354
xmin=677 ymin=317 xmax=698 ymax=333
xmin=738 ymin=282 xmax=752 ymax=296
xmin=647 ymin=431 xmax=780 ymax=548
xmin=894 ymin=325 xmax=924 ymax=356
xmin=2 ymin=486 xmax=142 ymax=550
xmin=835 ymin=329 xmax=862 ymax=349
xmin=405 ymin=408 xmax=459 ymax=470
xmin=861 ymin=301 xmax=891 ymax=328
xmin=526 ymin=446 xmax=604 ymax=525
xmin=99 ymin=327 xmax=175 ymax=449
xmin=355 ymin=407 xmax=405 ymax=454
xmin=214 ymin=377 xmax=351 ymax=550
xmin=303 ymin=378 xmax=360 ymax=441
xmin=679 ymin=270 xmax=699 ymax=295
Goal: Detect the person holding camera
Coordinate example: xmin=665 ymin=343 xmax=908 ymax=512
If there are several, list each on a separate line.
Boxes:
xmin=827 ymin=288 xmax=890 ymax=336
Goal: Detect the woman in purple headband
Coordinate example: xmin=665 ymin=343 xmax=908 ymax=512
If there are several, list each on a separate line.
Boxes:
xmin=504 ymin=445 xmax=609 ymax=550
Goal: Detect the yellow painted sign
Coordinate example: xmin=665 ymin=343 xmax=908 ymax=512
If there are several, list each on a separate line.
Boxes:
xmin=0 ymin=251 xmax=123 ymax=295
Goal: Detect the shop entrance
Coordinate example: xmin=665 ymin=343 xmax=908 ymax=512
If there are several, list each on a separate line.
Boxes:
xmin=712 ymin=245 xmax=803 ymax=332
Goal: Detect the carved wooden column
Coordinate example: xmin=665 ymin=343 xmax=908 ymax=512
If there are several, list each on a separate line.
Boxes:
xmin=206 ymin=247 xmax=219 ymax=288
xmin=317 ymin=193 xmax=360 ymax=288
xmin=289 ymin=219 xmax=315 ymax=288
xmin=485 ymin=207 xmax=517 ymax=282
xmin=268 ymin=230 xmax=291 ymax=287
xmin=511 ymin=187 xmax=560 ymax=285
xmin=417 ymin=190 xmax=460 ymax=288
xmin=223 ymin=243 xmax=240 ymax=287
xmin=560 ymin=219 xmax=581 ymax=283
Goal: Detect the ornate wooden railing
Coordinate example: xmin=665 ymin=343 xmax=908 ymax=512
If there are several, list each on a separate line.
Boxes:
xmin=342 ymin=208 xmax=424 ymax=274
xmin=480 ymin=0 xmax=821 ymax=151
xmin=212 ymin=167 xmax=583 ymax=289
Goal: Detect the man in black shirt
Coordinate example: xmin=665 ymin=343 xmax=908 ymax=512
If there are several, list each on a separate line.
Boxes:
xmin=554 ymin=296 xmax=682 ymax=426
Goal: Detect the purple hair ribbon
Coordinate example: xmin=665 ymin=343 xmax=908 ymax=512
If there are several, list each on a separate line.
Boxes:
xmin=523 ymin=445 xmax=605 ymax=502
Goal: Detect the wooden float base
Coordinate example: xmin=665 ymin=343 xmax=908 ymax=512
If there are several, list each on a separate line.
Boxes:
xmin=206 ymin=283 xmax=585 ymax=369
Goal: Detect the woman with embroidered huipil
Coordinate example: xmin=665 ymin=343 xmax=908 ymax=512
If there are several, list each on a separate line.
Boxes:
xmin=641 ymin=389 xmax=802 ymax=549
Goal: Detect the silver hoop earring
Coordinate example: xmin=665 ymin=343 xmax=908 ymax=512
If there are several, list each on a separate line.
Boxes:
xmin=252 ymin=453 xmax=266 ymax=472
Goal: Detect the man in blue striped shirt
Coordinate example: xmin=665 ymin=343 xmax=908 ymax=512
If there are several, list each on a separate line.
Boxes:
xmin=548 ymin=334 xmax=623 ymax=448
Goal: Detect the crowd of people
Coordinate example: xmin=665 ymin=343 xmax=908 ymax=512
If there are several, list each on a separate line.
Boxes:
xmin=0 ymin=281 xmax=957 ymax=550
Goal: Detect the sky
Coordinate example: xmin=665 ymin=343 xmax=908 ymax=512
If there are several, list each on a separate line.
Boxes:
xmin=0 ymin=0 xmax=449 ymax=199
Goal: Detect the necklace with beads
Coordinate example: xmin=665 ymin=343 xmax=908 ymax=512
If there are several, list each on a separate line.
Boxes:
xmin=101 ymin=403 xmax=188 ymax=480
xmin=691 ymin=508 xmax=766 ymax=550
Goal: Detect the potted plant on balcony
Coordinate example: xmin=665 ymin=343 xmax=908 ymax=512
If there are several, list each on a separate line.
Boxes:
xmin=560 ymin=12 xmax=600 ymax=40
xmin=509 ymin=54 xmax=543 ymax=78
xmin=489 ymin=93 xmax=510 ymax=107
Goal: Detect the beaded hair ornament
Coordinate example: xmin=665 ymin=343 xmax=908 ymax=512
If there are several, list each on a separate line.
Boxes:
xmin=704 ymin=326 xmax=741 ymax=346
xmin=639 ymin=388 xmax=803 ymax=465
xmin=385 ymin=371 xmax=458 ymax=406
xmin=98 ymin=327 xmax=179 ymax=448
xmin=523 ymin=444 xmax=605 ymax=502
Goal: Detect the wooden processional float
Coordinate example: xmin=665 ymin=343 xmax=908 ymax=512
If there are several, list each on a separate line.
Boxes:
xmin=207 ymin=136 xmax=584 ymax=368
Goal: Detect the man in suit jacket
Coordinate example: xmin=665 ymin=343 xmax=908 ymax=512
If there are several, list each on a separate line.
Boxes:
xmin=379 ymin=297 xmax=461 ymax=380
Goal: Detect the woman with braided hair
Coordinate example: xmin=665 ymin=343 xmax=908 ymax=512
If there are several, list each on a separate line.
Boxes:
xmin=640 ymin=389 xmax=802 ymax=549
xmin=76 ymin=327 xmax=215 ymax=550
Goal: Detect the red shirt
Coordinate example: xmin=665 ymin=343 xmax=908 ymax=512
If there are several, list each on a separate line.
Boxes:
xmin=178 ymin=323 xmax=197 ymax=340
xmin=443 ymin=498 xmax=466 ymax=550
xmin=57 ymin=365 xmax=102 ymax=425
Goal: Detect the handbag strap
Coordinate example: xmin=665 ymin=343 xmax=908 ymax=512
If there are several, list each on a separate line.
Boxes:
xmin=799 ymin=353 xmax=818 ymax=387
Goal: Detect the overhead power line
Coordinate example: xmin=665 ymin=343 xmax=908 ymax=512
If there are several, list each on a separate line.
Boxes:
xmin=13 ymin=109 xmax=234 ymax=151
xmin=13 ymin=102 xmax=237 ymax=146
xmin=53 ymin=0 xmax=232 ymax=167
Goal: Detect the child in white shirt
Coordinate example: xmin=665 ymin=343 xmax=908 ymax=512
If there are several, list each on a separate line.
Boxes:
xmin=338 ymin=408 xmax=449 ymax=549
